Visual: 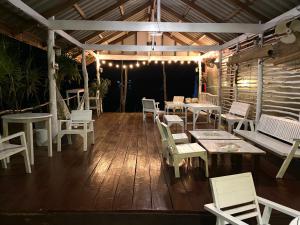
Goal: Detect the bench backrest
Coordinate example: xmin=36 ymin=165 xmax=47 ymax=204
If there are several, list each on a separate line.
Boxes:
xmin=229 ymin=101 xmax=250 ymax=118
xmin=199 ymin=93 xmax=218 ymax=105
xmin=257 ymin=114 xmax=300 ymax=144
xmin=142 ymin=98 xmax=157 ymax=112
xmin=161 ymin=122 xmax=178 ymax=154
xmin=71 ymin=110 xmax=92 ymax=121
xmin=155 ymin=116 xmax=166 ymax=142
xmin=173 ymin=96 xmax=184 ymax=103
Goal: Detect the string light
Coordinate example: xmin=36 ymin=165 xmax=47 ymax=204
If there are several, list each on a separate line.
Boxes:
xmin=123 ymin=65 xmax=127 ymax=69
xmin=136 ymin=62 xmax=140 ymax=67
xmin=116 ymin=64 xmax=119 ymax=68
xmin=102 ymin=60 xmax=106 ymax=64
xmin=154 ymin=60 xmax=158 ymax=64
xmin=168 ymin=60 xmax=172 ymax=64
xmin=108 ymin=62 xmax=113 ymax=67
xmin=142 ymin=61 xmax=146 ymax=65
xmin=180 ymin=61 xmax=184 ymax=64
xmin=174 ymin=59 xmax=178 ymax=63
xmin=129 ymin=64 xmax=133 ymax=69
xmin=187 ymin=61 xmax=191 ymax=64
xmin=161 ymin=61 xmax=165 ymax=64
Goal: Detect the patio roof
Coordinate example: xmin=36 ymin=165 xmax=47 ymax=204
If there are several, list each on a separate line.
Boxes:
xmin=0 ymin=0 xmax=299 ymax=57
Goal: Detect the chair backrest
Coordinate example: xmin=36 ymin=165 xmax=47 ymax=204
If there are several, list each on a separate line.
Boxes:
xmin=71 ymin=110 xmax=92 ymax=121
xmin=229 ymin=101 xmax=250 ymax=118
xmin=199 ymin=93 xmax=218 ymax=105
xmin=155 ymin=116 xmax=166 ymax=141
xmin=185 ymin=98 xmax=191 ymax=103
xmin=173 ymin=96 xmax=184 ymax=103
xmin=161 ymin=122 xmax=178 ymax=154
xmin=142 ymin=98 xmax=156 ymax=111
xmin=191 ymin=97 xmax=199 ymax=103
xmin=257 ymin=114 xmax=300 ymax=144
xmin=210 ymin=172 xmax=262 ymax=224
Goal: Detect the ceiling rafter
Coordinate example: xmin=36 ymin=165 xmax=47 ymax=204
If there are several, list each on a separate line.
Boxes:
xmin=226 ymin=0 xmax=269 ymax=22
xmin=73 ymin=3 xmax=87 ymax=19
xmin=110 ymin=31 xmax=136 ymax=44
xmin=179 ymin=32 xmax=204 ymax=45
xmin=78 ymin=2 xmax=151 ymax=44
xmin=160 ymin=4 xmax=224 ymax=44
xmin=164 ymin=32 xmax=189 ymax=46
xmin=20 ymin=0 xmax=81 ymax=33
xmin=179 ymin=0 xmax=223 ymax=23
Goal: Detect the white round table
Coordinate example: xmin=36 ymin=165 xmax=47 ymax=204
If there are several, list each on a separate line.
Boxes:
xmin=290 ymin=217 xmax=300 ymax=225
xmin=2 ymin=113 xmax=52 ymax=165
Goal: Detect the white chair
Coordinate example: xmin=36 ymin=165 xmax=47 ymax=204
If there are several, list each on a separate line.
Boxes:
xmin=205 ymin=172 xmax=300 ymax=225
xmin=165 ymin=96 xmax=185 ymax=113
xmin=155 ymin=116 xmax=188 ymax=160
xmin=221 ymin=101 xmax=250 ymax=132
xmin=161 ymin=122 xmax=209 ymax=178
xmin=57 ymin=110 xmax=95 ymax=152
xmin=0 ymin=132 xmax=31 ymax=173
xmin=142 ymin=98 xmax=163 ymax=123
xmin=89 ymin=90 xmax=101 ymax=117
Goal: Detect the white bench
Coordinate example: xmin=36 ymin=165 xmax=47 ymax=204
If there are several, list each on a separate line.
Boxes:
xmin=234 ymin=114 xmax=300 ymax=178
xmin=221 ymin=101 xmax=250 ymax=132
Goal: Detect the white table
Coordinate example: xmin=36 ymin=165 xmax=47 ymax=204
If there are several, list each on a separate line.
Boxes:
xmin=66 ymin=88 xmax=84 ymax=108
xmin=165 ymin=101 xmax=185 ymax=114
xmin=200 ymin=139 xmax=265 ymax=155
xmin=189 ymin=130 xmax=241 ymax=141
xmin=163 ymin=115 xmax=184 ymax=132
xmin=2 ymin=113 xmax=52 ymax=165
xmin=184 ymin=103 xmax=221 ymax=130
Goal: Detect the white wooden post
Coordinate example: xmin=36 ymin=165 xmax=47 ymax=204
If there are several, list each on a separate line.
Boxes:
xmin=233 ymin=44 xmax=239 ymax=102
xmin=256 ymin=33 xmax=264 ymax=123
xmin=198 ymin=58 xmax=202 ymax=98
xmin=218 ymin=50 xmax=222 ymax=106
xmin=47 ymin=19 xmax=58 ymax=138
xmin=82 ymin=49 xmax=90 ymax=109
xmin=95 ymin=52 xmax=102 ymax=113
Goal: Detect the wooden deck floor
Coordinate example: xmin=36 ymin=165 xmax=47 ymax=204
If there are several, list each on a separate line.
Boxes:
xmin=0 ymin=113 xmax=300 ymax=218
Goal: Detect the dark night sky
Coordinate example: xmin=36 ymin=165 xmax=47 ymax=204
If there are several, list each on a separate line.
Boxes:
xmin=87 ymin=61 xmax=200 ymax=112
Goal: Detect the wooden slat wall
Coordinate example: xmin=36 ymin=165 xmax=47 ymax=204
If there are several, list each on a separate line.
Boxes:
xmin=221 ymin=50 xmax=234 ymax=113
xmin=236 ymin=60 xmax=258 ymax=119
xmin=262 ymin=58 xmax=300 ymax=120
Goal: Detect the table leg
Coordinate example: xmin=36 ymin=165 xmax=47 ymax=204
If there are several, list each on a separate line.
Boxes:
xmin=46 ymin=118 xmax=52 ymax=157
xmin=218 ymin=110 xmax=221 ymax=129
xmin=185 ymin=107 xmax=187 ymax=130
xmin=25 ymin=122 xmax=34 ymax=165
xmin=77 ymin=92 xmax=80 ymax=108
xmin=193 ymin=112 xmax=196 ymax=130
xmin=2 ymin=120 xmax=10 ymax=163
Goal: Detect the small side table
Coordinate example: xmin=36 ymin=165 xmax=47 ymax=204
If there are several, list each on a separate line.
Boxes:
xmin=163 ymin=115 xmax=184 ymax=133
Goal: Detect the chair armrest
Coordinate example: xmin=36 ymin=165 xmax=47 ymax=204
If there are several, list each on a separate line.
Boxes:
xmin=293 ymin=138 xmax=300 ymax=142
xmin=0 ymin=132 xmax=25 ymax=143
xmin=257 ymin=196 xmax=300 ymax=218
xmin=204 ymin=204 xmax=248 ymax=225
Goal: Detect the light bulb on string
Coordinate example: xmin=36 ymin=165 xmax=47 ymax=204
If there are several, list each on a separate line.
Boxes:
xmin=136 ymin=62 xmax=140 ymax=67
xmin=168 ymin=60 xmax=172 ymax=64
xmin=123 ymin=65 xmax=127 ymax=69
xmin=154 ymin=60 xmax=158 ymax=64
xmin=142 ymin=61 xmax=146 ymax=65
xmin=116 ymin=64 xmax=120 ymax=68
xmin=108 ymin=62 xmax=113 ymax=67
xmin=129 ymin=64 xmax=133 ymax=69
xmin=180 ymin=61 xmax=184 ymax=64
xmin=187 ymin=61 xmax=191 ymax=64
xmin=161 ymin=61 xmax=165 ymax=64
xmin=102 ymin=60 xmax=106 ymax=64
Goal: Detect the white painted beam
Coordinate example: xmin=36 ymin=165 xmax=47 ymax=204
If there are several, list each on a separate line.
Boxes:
xmin=49 ymin=20 xmax=264 ymax=34
xmin=93 ymin=54 xmax=200 ymax=61
xmin=82 ymin=44 xmax=221 ymax=52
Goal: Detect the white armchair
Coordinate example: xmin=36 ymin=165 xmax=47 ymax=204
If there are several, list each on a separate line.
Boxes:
xmin=57 ymin=110 xmax=95 ymax=152
xmin=0 ymin=132 xmax=31 ymax=173
xmin=142 ymin=98 xmax=163 ymax=123
xmin=204 ymin=172 xmax=300 ymax=225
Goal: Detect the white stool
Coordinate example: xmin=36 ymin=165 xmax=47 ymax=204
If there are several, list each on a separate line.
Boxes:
xmin=163 ymin=115 xmax=184 ymax=133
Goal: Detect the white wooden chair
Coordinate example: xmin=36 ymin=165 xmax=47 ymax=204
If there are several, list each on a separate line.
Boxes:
xmin=155 ymin=116 xmax=188 ymax=160
xmin=221 ymin=101 xmax=250 ymax=132
xmin=0 ymin=132 xmax=31 ymax=173
xmin=89 ymin=90 xmax=100 ymax=117
xmin=204 ymin=172 xmax=300 ymax=225
xmin=161 ymin=122 xmax=209 ymax=178
xmin=234 ymin=114 xmax=300 ymax=178
xmin=165 ymin=96 xmax=185 ymax=113
xmin=142 ymin=98 xmax=163 ymax=123
xmin=57 ymin=110 xmax=95 ymax=152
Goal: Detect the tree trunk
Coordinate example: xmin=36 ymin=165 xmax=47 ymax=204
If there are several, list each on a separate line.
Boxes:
xmin=120 ymin=67 xmax=128 ymax=112
xmin=82 ymin=50 xmax=89 ymax=110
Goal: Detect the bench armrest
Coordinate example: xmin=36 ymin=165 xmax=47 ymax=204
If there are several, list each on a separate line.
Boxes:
xmin=0 ymin=132 xmax=25 ymax=144
xmin=257 ymin=196 xmax=300 ymax=218
xmin=236 ymin=119 xmax=255 ymax=131
xmin=204 ymin=204 xmax=248 ymax=225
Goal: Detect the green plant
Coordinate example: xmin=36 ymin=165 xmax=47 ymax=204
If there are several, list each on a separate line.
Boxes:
xmin=56 ymin=54 xmax=81 ymax=90
xmin=90 ymin=78 xmax=111 ymax=99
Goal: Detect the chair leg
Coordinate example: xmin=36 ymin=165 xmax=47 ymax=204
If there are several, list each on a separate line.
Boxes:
xmin=92 ymin=131 xmax=95 ymax=144
xmin=57 ymin=134 xmax=62 ymax=152
xmin=83 ymin=133 xmax=88 ymax=151
xmin=22 ymin=150 xmax=31 ymax=173
xmin=1 ymin=159 xmax=7 ymax=169
xmin=67 ymin=134 xmax=72 ymax=144
xmin=173 ymin=157 xmax=181 ymax=178
xmin=204 ymin=155 xmax=209 ymax=178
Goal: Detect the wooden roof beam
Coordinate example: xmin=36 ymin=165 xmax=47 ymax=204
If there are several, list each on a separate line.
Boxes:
xmin=178 ymin=0 xmax=223 ymax=23
xmin=226 ymin=0 xmax=269 ymax=22
xmin=179 ymin=32 xmax=204 ymax=45
xmin=164 ymin=32 xmax=189 ymax=46
xmin=161 ymin=4 xmax=224 ymax=44
xmin=73 ymin=3 xmax=87 ymax=19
